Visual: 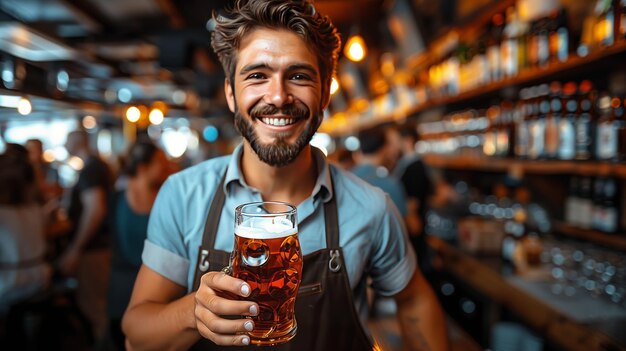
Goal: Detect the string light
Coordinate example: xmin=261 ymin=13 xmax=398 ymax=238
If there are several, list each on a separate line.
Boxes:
xmin=17 ymin=96 xmax=32 ymax=115
xmin=344 ymin=35 xmax=367 ymax=62
xmin=126 ymin=106 xmax=140 ymax=122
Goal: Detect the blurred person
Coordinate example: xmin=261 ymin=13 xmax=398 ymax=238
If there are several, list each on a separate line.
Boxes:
xmin=106 ymin=140 xmax=171 ymax=351
xmin=353 ymin=127 xmax=408 ymax=216
xmin=393 ymin=125 xmax=434 ymax=273
xmin=0 ymin=146 xmax=53 ymax=315
xmin=330 ymin=147 xmax=356 ymax=171
xmin=59 ymin=130 xmax=113 ymax=344
xmin=25 ymin=139 xmax=62 ymax=204
xmin=123 ymin=1 xmax=448 ymax=350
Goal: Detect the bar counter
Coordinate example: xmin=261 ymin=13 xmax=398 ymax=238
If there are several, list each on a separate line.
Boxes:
xmin=427 ymin=236 xmax=626 ymax=351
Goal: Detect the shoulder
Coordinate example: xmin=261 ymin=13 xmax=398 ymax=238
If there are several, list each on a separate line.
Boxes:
xmin=331 ymin=166 xmax=391 ymax=214
xmin=166 ymin=155 xmax=230 ymax=194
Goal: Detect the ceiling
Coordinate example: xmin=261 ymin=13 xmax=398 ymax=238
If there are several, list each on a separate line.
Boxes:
xmin=0 ymin=0 xmax=390 ymax=119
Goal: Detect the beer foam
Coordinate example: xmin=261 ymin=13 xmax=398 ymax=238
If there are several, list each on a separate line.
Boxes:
xmin=236 ymin=217 xmax=297 ymax=239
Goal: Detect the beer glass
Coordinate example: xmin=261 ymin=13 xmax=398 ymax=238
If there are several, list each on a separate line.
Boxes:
xmin=232 ymin=201 xmax=302 ymax=345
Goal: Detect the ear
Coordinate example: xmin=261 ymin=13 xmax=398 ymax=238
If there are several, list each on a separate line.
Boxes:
xmin=321 ymin=78 xmax=332 ymax=111
xmin=225 ymin=79 xmax=235 ymax=113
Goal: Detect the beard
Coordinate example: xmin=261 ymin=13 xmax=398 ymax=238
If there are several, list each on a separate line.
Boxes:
xmin=234 ymin=101 xmax=319 ymax=167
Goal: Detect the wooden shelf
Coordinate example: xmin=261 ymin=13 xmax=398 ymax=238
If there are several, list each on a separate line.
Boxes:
xmin=421 ymin=155 xmax=626 ymax=178
xmin=552 ymin=221 xmax=626 ymax=251
xmin=324 ymin=40 xmax=626 ymax=135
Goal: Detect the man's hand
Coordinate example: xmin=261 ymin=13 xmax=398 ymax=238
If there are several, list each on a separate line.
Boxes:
xmin=195 ymin=271 xmax=259 ymax=346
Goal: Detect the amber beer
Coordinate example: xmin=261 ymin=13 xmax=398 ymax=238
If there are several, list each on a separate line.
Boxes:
xmin=232 ymin=202 xmax=302 ymax=345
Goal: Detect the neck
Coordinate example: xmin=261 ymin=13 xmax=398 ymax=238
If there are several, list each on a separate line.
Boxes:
xmin=358 ymin=153 xmax=384 ymax=167
xmin=126 ymin=176 xmax=159 ymax=213
xmin=240 ymin=142 xmax=318 ymax=206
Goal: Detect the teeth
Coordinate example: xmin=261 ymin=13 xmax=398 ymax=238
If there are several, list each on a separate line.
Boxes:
xmin=261 ymin=118 xmax=295 ymax=126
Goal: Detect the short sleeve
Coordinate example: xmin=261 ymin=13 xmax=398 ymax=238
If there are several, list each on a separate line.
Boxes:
xmin=387 ymin=180 xmax=408 ymax=216
xmin=79 ymin=159 xmax=110 ymax=191
xmin=142 ymin=177 xmax=190 ymax=287
xmin=367 ymin=194 xmax=417 ymax=296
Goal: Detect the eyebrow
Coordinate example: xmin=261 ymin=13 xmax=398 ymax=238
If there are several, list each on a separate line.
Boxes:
xmin=239 ymin=62 xmax=319 ymax=77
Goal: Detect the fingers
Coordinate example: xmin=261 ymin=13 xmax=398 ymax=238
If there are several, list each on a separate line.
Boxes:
xmin=195 ymin=271 xmax=259 ymax=346
xmin=198 ymin=294 xmax=258 ymax=316
xmin=202 ymin=271 xmax=252 ymax=298
xmin=197 ymin=322 xmax=252 ymax=346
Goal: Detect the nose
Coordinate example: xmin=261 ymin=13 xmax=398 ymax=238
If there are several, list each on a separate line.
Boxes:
xmin=265 ymin=77 xmax=293 ymax=107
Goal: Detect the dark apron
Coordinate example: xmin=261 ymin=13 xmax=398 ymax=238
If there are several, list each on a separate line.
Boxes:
xmin=190 ymin=170 xmax=373 ymax=351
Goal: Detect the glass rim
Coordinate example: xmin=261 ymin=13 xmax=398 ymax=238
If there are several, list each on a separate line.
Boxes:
xmin=235 ymin=201 xmax=297 ymax=217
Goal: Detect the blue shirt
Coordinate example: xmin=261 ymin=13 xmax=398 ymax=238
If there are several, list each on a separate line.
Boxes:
xmin=143 ymin=144 xmax=416 ymax=321
xmin=352 ymin=164 xmax=408 ymax=216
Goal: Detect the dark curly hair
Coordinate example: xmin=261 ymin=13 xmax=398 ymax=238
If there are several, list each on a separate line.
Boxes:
xmin=210 ymin=0 xmax=341 ymax=102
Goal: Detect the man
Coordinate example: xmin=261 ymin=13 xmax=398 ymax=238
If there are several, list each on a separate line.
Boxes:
xmin=393 ymin=125 xmax=433 ymax=272
xmin=123 ymin=1 xmax=449 ymax=350
xmin=60 ymin=130 xmax=112 ymax=343
xmin=353 ymin=127 xmax=408 ymax=217
xmin=25 ymin=139 xmax=62 ymax=203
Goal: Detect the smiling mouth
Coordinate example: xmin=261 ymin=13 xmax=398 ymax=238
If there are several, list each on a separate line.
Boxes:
xmin=260 ymin=117 xmax=298 ymax=127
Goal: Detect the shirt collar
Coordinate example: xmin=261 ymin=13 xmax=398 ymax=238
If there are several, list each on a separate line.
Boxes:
xmin=223 ymin=143 xmax=333 ymax=203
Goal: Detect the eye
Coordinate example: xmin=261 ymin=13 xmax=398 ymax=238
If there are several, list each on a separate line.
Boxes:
xmin=246 ymin=72 xmax=266 ymax=80
xmin=290 ymin=73 xmax=312 ymax=81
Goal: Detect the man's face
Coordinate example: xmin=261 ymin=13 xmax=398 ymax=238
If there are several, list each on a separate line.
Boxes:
xmin=225 ymin=28 xmax=326 ymax=167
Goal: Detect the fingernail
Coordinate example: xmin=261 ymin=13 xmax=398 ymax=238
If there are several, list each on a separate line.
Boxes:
xmin=242 ymin=336 xmax=250 ymax=345
xmin=244 ymin=321 xmax=254 ymax=331
xmin=240 ymin=284 xmax=250 ymax=296
xmin=249 ymin=304 xmax=258 ymax=316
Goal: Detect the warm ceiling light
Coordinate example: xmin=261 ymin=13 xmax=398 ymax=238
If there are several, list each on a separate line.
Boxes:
xmin=17 ymin=96 xmax=31 ymax=115
xmin=126 ymin=106 xmax=141 ymax=122
xmin=149 ymin=108 xmax=164 ymax=125
xmin=330 ymin=77 xmax=340 ymax=96
xmin=344 ymin=34 xmax=367 ymax=62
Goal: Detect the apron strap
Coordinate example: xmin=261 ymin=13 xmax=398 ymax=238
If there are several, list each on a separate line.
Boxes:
xmin=192 ymin=170 xmax=228 ymax=291
xmin=323 ymin=169 xmax=339 ymax=249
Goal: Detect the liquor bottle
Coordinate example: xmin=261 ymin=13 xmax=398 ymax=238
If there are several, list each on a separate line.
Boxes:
xmin=616 ymin=97 xmax=626 ymax=162
xmin=516 ymin=88 xmax=531 ymax=159
xmin=596 ymin=93 xmax=618 ymax=161
xmin=496 ymin=101 xmax=515 ymax=157
xmin=565 ymin=176 xmax=580 ymax=226
xmin=544 ymin=81 xmax=562 ymax=159
xmin=487 ymin=12 xmax=505 ymax=82
xmin=602 ymin=178 xmax=620 ymax=233
xmin=549 ymin=8 xmax=570 ymax=62
xmin=502 ymin=194 xmax=527 ymax=264
xmin=558 ymin=82 xmax=577 ymax=160
xmin=621 ymin=0 xmax=626 ymax=39
xmin=578 ymin=177 xmax=594 ymax=229
xmin=595 ymin=0 xmax=615 ymax=47
xmin=501 ymin=7 xmax=520 ymax=78
xmin=575 ymin=81 xmax=596 ymax=160
xmin=483 ymin=105 xmax=498 ymax=157
xmin=529 ymin=84 xmax=549 ymax=159
xmin=592 ymin=177 xmax=606 ymax=231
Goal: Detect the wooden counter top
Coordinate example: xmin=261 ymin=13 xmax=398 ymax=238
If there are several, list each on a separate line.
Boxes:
xmin=427 ymin=236 xmax=626 ymax=351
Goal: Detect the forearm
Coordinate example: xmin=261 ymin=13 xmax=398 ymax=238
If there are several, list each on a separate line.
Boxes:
xmin=123 ymin=293 xmax=201 ymax=351
xmin=396 ymin=286 xmax=449 ymax=351
xmin=70 ymin=205 xmax=106 ymax=251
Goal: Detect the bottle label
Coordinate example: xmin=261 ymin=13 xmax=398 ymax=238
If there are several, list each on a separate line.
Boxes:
xmin=575 ymin=117 xmax=592 ymax=159
xmin=558 ymin=118 xmax=576 ymax=159
xmin=529 ymin=119 xmax=545 ymax=159
xmin=596 ymin=121 xmax=618 ymax=160
xmin=545 ymin=116 xmax=560 ymax=157
xmin=516 ymin=121 xmax=529 ymax=157
xmin=605 ymin=208 xmax=618 ymax=232
xmin=496 ymin=130 xmax=510 ymax=156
